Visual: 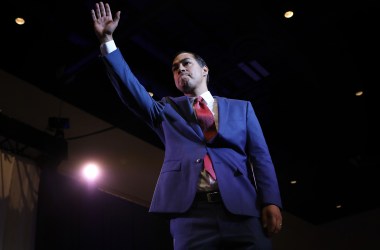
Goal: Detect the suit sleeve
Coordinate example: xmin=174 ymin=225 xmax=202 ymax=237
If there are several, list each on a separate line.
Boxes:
xmin=101 ymin=49 xmax=165 ymax=128
xmin=246 ymin=102 xmax=282 ymax=208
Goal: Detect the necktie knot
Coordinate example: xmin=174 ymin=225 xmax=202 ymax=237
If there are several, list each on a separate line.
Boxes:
xmin=195 ymin=96 xmax=203 ymax=104
xmin=193 ymin=96 xmax=205 ymax=110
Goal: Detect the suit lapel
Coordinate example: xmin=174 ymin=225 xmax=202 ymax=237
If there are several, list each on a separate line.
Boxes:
xmin=168 ymin=96 xmax=228 ymax=140
xmin=170 ymin=96 xmax=204 ymax=139
xmin=215 ymin=96 xmax=226 ymax=135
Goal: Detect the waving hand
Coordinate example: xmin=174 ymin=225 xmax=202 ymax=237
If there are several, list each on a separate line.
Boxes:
xmin=91 ymin=2 xmax=121 ymax=43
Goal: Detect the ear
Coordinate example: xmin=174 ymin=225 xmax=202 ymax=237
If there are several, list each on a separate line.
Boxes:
xmin=202 ymin=66 xmax=209 ymax=77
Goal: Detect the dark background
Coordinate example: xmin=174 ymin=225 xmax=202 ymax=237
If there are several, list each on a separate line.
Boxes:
xmin=2 ymin=0 xmax=379 ymax=225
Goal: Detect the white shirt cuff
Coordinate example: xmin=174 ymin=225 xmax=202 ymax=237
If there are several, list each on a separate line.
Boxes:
xmin=100 ymin=40 xmax=117 ymax=55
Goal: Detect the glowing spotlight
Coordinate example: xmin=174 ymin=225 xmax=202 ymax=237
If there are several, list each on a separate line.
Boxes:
xmin=82 ymin=162 xmax=100 ymax=181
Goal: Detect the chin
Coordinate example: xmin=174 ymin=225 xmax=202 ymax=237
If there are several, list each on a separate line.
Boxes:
xmin=181 ymin=85 xmax=193 ymax=93
xmin=178 ymin=83 xmax=188 ymax=91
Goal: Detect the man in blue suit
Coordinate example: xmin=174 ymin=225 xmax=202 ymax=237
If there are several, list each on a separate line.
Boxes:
xmin=91 ymin=2 xmax=282 ymax=249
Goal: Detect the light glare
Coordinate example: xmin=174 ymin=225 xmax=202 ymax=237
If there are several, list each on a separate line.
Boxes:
xmin=82 ymin=163 xmax=100 ymax=181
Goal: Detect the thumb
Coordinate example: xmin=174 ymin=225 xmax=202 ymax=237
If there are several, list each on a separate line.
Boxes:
xmin=262 ymin=217 xmax=268 ymax=228
xmin=114 ymin=11 xmax=121 ymax=24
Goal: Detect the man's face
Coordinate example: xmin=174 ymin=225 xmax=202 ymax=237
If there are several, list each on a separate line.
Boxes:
xmin=172 ymin=53 xmax=208 ymax=95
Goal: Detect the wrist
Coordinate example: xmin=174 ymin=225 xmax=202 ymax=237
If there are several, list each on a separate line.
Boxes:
xmin=99 ymin=34 xmax=113 ymax=44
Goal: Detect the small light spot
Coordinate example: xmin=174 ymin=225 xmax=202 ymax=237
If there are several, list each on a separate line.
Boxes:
xmin=15 ymin=17 xmax=25 ymax=25
xmin=355 ymin=91 xmax=363 ymax=96
xmin=284 ymin=11 xmax=294 ymax=19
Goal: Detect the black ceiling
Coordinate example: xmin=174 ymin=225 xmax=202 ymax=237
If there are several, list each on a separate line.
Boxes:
xmin=2 ymin=0 xmax=379 ymax=225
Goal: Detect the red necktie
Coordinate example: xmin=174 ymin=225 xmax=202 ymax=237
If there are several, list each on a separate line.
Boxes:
xmin=193 ymin=96 xmax=217 ymax=180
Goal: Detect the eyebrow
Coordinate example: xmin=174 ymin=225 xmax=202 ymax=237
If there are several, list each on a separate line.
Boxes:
xmin=172 ymin=58 xmax=192 ymax=69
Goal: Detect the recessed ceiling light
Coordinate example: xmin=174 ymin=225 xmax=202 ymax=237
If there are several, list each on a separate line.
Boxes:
xmin=15 ymin=17 xmax=25 ymax=25
xmin=355 ymin=91 xmax=363 ymax=96
xmin=284 ymin=11 xmax=294 ymax=19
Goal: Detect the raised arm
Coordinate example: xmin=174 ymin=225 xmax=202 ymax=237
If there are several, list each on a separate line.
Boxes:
xmin=90 ymin=2 xmax=165 ymax=131
xmin=91 ymin=2 xmax=121 ymax=44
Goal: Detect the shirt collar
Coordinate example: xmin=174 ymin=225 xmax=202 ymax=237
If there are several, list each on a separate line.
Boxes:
xmin=189 ymin=91 xmax=213 ymax=105
xmin=199 ymin=91 xmax=213 ymax=105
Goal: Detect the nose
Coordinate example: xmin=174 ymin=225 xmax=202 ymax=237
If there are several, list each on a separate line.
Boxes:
xmin=178 ymin=63 xmax=186 ymax=72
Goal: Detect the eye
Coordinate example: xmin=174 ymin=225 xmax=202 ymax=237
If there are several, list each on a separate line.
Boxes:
xmin=183 ymin=61 xmax=191 ymax=66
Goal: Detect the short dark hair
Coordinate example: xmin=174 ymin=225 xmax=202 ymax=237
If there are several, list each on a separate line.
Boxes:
xmin=172 ymin=51 xmax=209 ymax=82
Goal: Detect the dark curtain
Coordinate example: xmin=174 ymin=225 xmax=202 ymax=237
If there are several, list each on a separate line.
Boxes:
xmin=0 ymin=150 xmax=40 ymax=250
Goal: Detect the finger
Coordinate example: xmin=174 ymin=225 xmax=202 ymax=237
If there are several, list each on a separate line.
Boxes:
xmin=95 ymin=3 xmax=101 ymax=19
xmin=261 ymin=214 xmax=273 ymax=229
xmin=267 ymin=217 xmax=280 ymax=235
xmin=105 ymin=3 xmax=112 ymax=18
xmin=262 ymin=220 xmax=274 ymax=237
xmin=100 ymin=2 xmax=106 ymax=17
xmin=91 ymin=10 xmax=96 ymax=21
xmin=268 ymin=218 xmax=277 ymax=233
xmin=114 ymin=10 xmax=121 ymax=24
xmin=272 ymin=220 xmax=282 ymax=234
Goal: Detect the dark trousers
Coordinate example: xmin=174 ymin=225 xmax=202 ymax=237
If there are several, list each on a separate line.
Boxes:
xmin=170 ymin=200 xmax=272 ymax=250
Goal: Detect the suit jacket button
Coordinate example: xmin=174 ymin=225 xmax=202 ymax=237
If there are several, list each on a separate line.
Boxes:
xmin=195 ymin=159 xmax=202 ymax=163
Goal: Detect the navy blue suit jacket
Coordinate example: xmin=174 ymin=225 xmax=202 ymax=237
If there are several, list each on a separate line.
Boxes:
xmin=103 ymin=49 xmax=282 ymax=217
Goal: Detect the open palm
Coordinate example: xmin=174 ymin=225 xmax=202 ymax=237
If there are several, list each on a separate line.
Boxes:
xmin=91 ymin=2 xmax=120 ymax=43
